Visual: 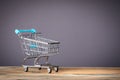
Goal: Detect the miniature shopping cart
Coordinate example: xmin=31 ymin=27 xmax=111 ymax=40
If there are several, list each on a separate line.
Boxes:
xmin=15 ymin=29 xmax=60 ymax=73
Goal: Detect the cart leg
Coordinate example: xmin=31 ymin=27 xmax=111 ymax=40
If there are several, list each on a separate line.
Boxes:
xmin=34 ymin=57 xmax=40 ymax=65
xmin=23 ymin=57 xmax=28 ymax=64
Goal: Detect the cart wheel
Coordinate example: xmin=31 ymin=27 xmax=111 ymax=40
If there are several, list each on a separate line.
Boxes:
xmin=54 ymin=66 xmax=59 ymax=72
xmin=38 ymin=67 xmax=41 ymax=70
xmin=47 ymin=67 xmax=52 ymax=73
xmin=24 ymin=67 xmax=28 ymax=72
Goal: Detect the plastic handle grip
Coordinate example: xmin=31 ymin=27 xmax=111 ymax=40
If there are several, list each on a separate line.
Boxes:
xmin=15 ymin=29 xmax=36 ymax=34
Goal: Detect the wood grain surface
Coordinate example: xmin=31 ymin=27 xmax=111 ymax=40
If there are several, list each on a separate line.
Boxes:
xmin=0 ymin=66 xmax=120 ymax=80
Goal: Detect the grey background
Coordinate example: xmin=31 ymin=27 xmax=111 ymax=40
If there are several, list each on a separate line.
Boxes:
xmin=0 ymin=0 xmax=120 ymax=67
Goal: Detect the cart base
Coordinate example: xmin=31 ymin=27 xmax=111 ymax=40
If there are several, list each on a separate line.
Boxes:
xmin=22 ymin=64 xmax=59 ymax=73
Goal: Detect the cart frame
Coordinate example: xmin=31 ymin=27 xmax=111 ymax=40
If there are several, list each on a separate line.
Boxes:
xmin=15 ymin=29 xmax=60 ymax=73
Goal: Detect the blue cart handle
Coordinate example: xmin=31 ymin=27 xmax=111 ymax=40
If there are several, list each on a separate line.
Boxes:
xmin=15 ymin=29 xmax=36 ymax=34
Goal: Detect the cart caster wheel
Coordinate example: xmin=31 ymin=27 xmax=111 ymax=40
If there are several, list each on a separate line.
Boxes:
xmin=54 ymin=66 xmax=59 ymax=72
xmin=47 ymin=67 xmax=52 ymax=73
xmin=38 ymin=67 xmax=41 ymax=70
xmin=24 ymin=67 xmax=28 ymax=72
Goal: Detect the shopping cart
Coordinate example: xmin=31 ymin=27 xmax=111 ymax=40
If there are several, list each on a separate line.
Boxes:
xmin=15 ymin=29 xmax=60 ymax=73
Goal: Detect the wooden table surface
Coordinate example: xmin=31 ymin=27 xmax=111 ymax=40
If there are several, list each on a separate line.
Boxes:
xmin=0 ymin=66 xmax=120 ymax=80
